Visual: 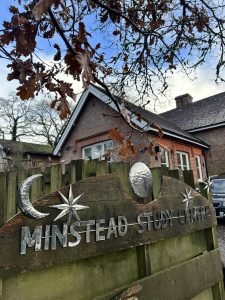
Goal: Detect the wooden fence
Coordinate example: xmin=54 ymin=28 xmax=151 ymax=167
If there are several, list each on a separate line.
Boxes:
xmin=0 ymin=160 xmax=195 ymax=225
xmin=0 ymin=160 xmax=223 ymax=300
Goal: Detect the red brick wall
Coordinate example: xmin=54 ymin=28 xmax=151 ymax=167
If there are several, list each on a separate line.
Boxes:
xmin=195 ymin=127 xmax=225 ymax=176
xmin=61 ymin=95 xmax=207 ymax=184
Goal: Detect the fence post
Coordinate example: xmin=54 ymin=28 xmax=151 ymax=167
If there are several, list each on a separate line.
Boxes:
xmin=6 ymin=171 xmax=17 ymax=221
xmin=0 ymin=173 xmax=7 ymax=225
xmin=183 ymin=170 xmax=195 ymax=188
xmin=30 ymin=168 xmax=43 ymax=202
xmin=50 ymin=165 xmax=62 ymax=192
xmin=96 ymin=160 xmax=109 ymax=176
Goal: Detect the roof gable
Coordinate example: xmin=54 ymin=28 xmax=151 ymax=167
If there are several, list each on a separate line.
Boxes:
xmin=161 ymin=92 xmax=225 ymax=131
xmin=53 ymin=85 xmax=209 ymax=155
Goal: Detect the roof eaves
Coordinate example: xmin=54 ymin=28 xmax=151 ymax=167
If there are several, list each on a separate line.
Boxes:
xmin=188 ymin=122 xmax=225 ymax=133
xmin=53 ymin=88 xmax=90 ymax=155
xmin=53 ymin=84 xmax=209 ymax=155
xmin=53 ymin=84 xmax=122 ymax=155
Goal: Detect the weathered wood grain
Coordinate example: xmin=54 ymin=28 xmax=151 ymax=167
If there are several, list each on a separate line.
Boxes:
xmin=0 ymin=174 xmax=216 ymax=277
xmin=94 ymin=249 xmax=223 ymax=300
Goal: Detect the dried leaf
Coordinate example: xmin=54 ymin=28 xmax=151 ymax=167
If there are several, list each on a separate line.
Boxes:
xmin=57 ymin=98 xmax=70 ymax=119
xmin=9 ymin=6 xmax=19 ymax=14
xmin=136 ymin=112 xmax=143 ymax=122
xmin=112 ymin=284 xmax=142 ymax=300
xmin=53 ymin=44 xmax=61 ymax=61
xmin=109 ymin=128 xmax=123 ymax=143
xmin=151 ymin=123 xmax=163 ymax=137
xmin=75 ymin=51 xmax=95 ymax=88
xmin=50 ymin=99 xmax=57 ymax=109
xmin=16 ymin=76 xmax=36 ymax=100
xmin=33 ymin=0 xmax=55 ymax=21
xmin=127 ymin=140 xmax=136 ymax=156
xmin=118 ymin=142 xmax=128 ymax=158
xmin=77 ymin=22 xmax=86 ymax=43
xmin=120 ymin=100 xmax=131 ymax=124
xmin=95 ymin=43 xmax=101 ymax=50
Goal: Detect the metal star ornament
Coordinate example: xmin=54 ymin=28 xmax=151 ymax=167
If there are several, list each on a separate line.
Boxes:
xmin=203 ymin=176 xmax=213 ymax=193
xmin=181 ymin=188 xmax=194 ymax=209
xmin=50 ymin=185 xmax=88 ymax=224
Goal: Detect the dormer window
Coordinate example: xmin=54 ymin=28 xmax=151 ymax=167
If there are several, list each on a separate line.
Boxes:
xmin=82 ymin=140 xmax=113 ymax=160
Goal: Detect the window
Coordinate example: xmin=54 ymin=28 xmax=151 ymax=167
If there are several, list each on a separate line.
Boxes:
xmin=82 ymin=140 xmax=113 ymax=160
xmin=195 ymin=155 xmax=203 ymax=181
xmin=160 ymin=149 xmax=169 ymax=167
xmin=176 ymin=151 xmax=190 ymax=170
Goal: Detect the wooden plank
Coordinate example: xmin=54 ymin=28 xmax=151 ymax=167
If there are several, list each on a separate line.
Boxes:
xmin=0 ymin=175 xmax=217 ymax=277
xmin=62 ymin=163 xmax=71 ymax=187
xmin=183 ymin=170 xmax=195 ymax=188
xmin=96 ymin=160 xmax=109 ymax=176
xmin=0 ymin=173 xmax=7 ymax=225
xmin=96 ymin=249 xmax=223 ymax=300
xmin=110 ymin=162 xmax=133 ymax=200
xmin=150 ymin=230 xmax=208 ymax=273
xmin=2 ymin=248 xmax=139 ymax=300
xmin=42 ymin=167 xmax=51 ymax=195
xmin=70 ymin=160 xmax=77 ymax=184
xmin=30 ymin=168 xmax=42 ymax=202
xmin=50 ymin=164 xmax=62 ymax=192
xmin=168 ymin=169 xmax=184 ymax=182
xmin=191 ymin=288 xmax=213 ymax=300
xmin=138 ymin=249 xmax=223 ymax=300
xmin=6 ymin=171 xmax=17 ymax=221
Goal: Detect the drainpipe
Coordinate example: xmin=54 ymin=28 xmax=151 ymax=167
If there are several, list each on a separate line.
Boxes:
xmin=203 ymin=150 xmax=209 ymax=178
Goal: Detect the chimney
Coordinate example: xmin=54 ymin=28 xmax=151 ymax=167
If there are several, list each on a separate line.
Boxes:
xmin=175 ymin=93 xmax=193 ymax=108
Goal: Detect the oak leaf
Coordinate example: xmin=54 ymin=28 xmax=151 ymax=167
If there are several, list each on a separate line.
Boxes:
xmin=109 ymin=128 xmax=123 ymax=142
xmin=151 ymin=123 xmax=163 ymax=137
xmin=53 ymin=43 xmax=61 ymax=61
xmin=75 ymin=51 xmax=95 ymax=88
xmin=16 ymin=76 xmax=36 ymax=100
xmin=33 ymin=0 xmax=55 ymax=21
xmin=57 ymin=98 xmax=71 ymax=119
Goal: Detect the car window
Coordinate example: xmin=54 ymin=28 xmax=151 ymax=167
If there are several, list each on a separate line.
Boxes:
xmin=211 ymin=180 xmax=225 ymax=193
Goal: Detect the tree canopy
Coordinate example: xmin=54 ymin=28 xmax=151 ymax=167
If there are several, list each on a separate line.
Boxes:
xmin=0 ymin=94 xmax=64 ymax=146
xmin=0 ymin=0 xmax=225 ymax=119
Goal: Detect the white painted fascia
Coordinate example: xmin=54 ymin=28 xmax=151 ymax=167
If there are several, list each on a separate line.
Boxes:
xmin=53 ymin=85 xmax=209 ymax=155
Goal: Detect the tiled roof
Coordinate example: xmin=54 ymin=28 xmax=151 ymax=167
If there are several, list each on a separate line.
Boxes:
xmin=0 ymin=140 xmax=53 ymax=155
xmin=91 ymin=84 xmax=209 ymax=146
xmin=161 ymin=92 xmax=225 ymax=131
xmin=124 ymin=101 xmax=209 ymax=146
xmin=53 ymin=84 xmax=209 ymax=155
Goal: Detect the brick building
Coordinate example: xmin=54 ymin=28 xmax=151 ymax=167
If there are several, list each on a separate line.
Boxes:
xmin=53 ymin=85 xmax=209 ymax=184
xmin=161 ymin=92 xmax=225 ymax=175
xmin=0 ymin=140 xmax=59 ymax=171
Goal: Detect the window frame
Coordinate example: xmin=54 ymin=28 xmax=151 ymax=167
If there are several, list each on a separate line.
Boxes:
xmin=195 ymin=155 xmax=203 ymax=182
xmin=176 ymin=151 xmax=190 ymax=171
xmin=82 ymin=140 xmax=113 ymax=160
xmin=160 ymin=149 xmax=169 ymax=167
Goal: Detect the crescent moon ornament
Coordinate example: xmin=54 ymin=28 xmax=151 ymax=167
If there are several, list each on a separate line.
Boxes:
xmin=18 ymin=174 xmax=49 ymax=219
xmin=129 ymin=162 xmax=153 ymax=198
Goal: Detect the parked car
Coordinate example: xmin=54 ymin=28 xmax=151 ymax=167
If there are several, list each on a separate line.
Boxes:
xmin=211 ymin=178 xmax=225 ymax=218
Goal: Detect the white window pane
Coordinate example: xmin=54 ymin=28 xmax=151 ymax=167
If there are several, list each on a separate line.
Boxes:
xmin=82 ymin=140 xmax=113 ymax=160
xmin=84 ymin=148 xmax=92 ymax=160
xmin=104 ymin=141 xmax=113 ymax=151
xmin=92 ymin=145 xmax=103 ymax=159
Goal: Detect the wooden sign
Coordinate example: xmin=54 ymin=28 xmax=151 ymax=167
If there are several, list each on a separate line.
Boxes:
xmin=0 ymin=174 xmax=216 ymax=277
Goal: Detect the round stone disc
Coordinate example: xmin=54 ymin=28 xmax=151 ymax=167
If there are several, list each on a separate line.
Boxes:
xmin=129 ymin=162 xmax=153 ymax=198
